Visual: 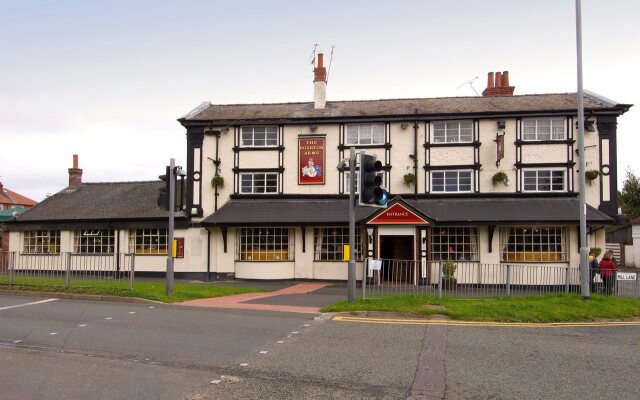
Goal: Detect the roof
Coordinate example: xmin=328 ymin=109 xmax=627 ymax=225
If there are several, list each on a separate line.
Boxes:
xmin=201 ymin=196 xmax=613 ymax=226
xmin=0 ymin=187 xmax=37 ymax=207
xmin=181 ymin=92 xmax=631 ymax=123
xmin=6 ymin=181 xmax=184 ymax=230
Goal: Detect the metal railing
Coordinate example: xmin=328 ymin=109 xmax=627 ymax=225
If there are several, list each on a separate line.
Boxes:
xmin=0 ymin=251 xmax=136 ymax=290
xmin=362 ymin=259 xmax=640 ymax=299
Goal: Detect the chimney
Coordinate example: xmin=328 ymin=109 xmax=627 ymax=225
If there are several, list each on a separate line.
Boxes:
xmin=482 ymin=70 xmax=515 ymax=97
xmin=68 ymin=154 xmax=83 ymax=186
xmin=313 ymin=52 xmax=327 ymax=109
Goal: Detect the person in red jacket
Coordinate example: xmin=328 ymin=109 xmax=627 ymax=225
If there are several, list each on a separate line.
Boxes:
xmin=599 ymin=251 xmax=617 ymax=295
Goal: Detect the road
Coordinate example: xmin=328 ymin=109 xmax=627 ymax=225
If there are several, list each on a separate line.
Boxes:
xmin=1 ymin=294 xmax=639 ymax=399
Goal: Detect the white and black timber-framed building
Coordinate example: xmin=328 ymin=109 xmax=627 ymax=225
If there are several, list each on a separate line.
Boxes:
xmin=7 ymin=58 xmax=632 ymax=281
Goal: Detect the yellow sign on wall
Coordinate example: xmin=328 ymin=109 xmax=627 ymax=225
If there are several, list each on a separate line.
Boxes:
xmin=343 ymin=245 xmax=350 ymax=261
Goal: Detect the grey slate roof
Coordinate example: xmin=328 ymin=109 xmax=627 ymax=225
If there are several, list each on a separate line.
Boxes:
xmin=201 ymin=196 xmax=613 ymax=226
xmin=182 ymin=93 xmax=631 ymax=122
xmin=10 ymin=181 xmax=175 ymax=223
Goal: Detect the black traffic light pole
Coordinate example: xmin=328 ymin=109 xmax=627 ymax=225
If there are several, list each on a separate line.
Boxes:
xmin=348 ymin=147 xmax=356 ymax=303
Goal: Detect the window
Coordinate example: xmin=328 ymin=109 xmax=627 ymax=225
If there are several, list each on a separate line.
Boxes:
xmin=129 ymin=229 xmax=167 ymax=255
xmin=236 ymin=227 xmax=294 ymax=261
xmin=74 ymin=229 xmax=115 ymax=254
xmin=344 ymin=171 xmax=359 ymax=194
xmin=314 ymin=227 xmax=362 ymax=261
xmin=345 ymin=124 xmax=385 ymax=145
xmin=240 ymin=173 xmax=278 ymax=194
xmin=500 ymin=226 xmax=567 ymax=262
xmin=522 ymin=169 xmax=565 ymax=192
xmin=431 ymin=227 xmax=479 ymax=261
xmin=431 ymin=170 xmax=472 ymax=192
xmin=23 ymin=231 xmax=60 ymax=254
xmin=240 ymin=126 xmax=278 ymax=147
xmin=522 ymin=118 xmax=566 ymax=141
xmin=433 ymin=121 xmax=473 ymax=143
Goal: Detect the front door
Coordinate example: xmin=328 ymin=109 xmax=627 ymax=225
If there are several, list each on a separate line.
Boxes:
xmin=379 ymin=235 xmax=414 ymax=282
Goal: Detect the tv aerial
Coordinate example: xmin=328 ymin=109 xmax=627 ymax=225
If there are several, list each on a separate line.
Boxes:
xmin=456 ymin=76 xmax=480 ymax=96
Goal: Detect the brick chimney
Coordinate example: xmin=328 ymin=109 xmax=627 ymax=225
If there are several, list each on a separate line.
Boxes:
xmin=482 ymin=70 xmax=515 ymax=97
xmin=313 ymin=52 xmax=327 ymax=109
xmin=68 ymin=154 xmax=83 ymax=186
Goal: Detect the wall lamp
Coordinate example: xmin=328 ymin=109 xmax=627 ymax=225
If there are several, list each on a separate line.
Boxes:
xmin=400 ymin=123 xmax=409 ymax=130
xmin=497 ymin=120 xmax=506 ymax=129
xmin=575 ymin=119 xmax=595 ymax=132
xmin=220 ymin=127 xmax=230 ymax=134
xmin=309 ymin=125 xmax=318 ymax=132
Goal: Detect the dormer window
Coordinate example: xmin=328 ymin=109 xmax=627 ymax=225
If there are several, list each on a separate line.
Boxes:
xmin=522 ymin=118 xmax=566 ymax=141
xmin=240 ymin=126 xmax=278 ymax=147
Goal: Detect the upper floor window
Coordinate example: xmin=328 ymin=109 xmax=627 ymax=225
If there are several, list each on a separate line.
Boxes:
xmin=433 ymin=121 xmax=473 ymax=143
xmin=74 ymin=229 xmax=115 ymax=254
xmin=240 ymin=173 xmax=278 ymax=194
xmin=129 ymin=229 xmax=167 ymax=255
xmin=23 ymin=230 xmax=60 ymax=254
xmin=240 ymin=126 xmax=278 ymax=147
xmin=344 ymin=171 xmax=359 ymax=194
xmin=522 ymin=169 xmax=565 ymax=192
xmin=345 ymin=124 xmax=385 ymax=145
xmin=522 ymin=118 xmax=566 ymax=141
xmin=431 ymin=170 xmax=473 ymax=193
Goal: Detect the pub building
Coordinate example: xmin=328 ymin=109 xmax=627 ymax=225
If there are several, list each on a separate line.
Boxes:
xmin=7 ymin=56 xmax=632 ymax=282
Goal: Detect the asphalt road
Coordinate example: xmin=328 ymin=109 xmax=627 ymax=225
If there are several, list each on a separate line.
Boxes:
xmin=1 ymin=294 xmax=639 ymax=400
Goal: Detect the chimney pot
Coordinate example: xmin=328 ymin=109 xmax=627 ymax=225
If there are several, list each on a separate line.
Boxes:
xmin=313 ymin=52 xmax=327 ymax=109
xmin=495 ymin=72 xmax=502 ymax=88
xmin=502 ymin=71 xmax=509 ymax=87
xmin=482 ymin=70 xmax=515 ymax=97
xmin=487 ymin=72 xmax=495 ymax=89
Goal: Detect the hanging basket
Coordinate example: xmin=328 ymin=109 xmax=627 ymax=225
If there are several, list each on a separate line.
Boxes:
xmin=211 ymin=175 xmax=224 ymax=189
xmin=492 ymin=171 xmax=508 ymax=186
xmin=403 ymin=173 xmax=416 ymax=187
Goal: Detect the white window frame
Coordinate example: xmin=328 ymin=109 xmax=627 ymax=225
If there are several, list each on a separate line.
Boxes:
xmin=522 ymin=168 xmax=566 ymax=192
xmin=343 ymin=171 xmax=360 ymax=194
xmin=74 ymin=229 xmax=115 ymax=254
xmin=240 ymin=126 xmax=279 ymax=148
xmin=239 ymin=173 xmax=279 ymax=194
xmin=432 ymin=121 xmax=473 ymax=143
xmin=431 ymin=227 xmax=479 ymax=262
xmin=129 ymin=229 xmax=168 ymax=255
xmin=236 ymin=227 xmax=294 ymax=261
xmin=521 ymin=118 xmax=567 ymax=141
xmin=500 ymin=226 xmax=568 ymax=263
xmin=313 ymin=227 xmax=362 ymax=261
xmin=345 ymin=123 xmax=385 ymax=145
xmin=22 ymin=230 xmax=61 ymax=254
xmin=430 ymin=170 xmax=473 ymax=193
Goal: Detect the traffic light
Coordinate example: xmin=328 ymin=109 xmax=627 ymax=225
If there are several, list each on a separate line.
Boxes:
xmin=158 ymin=166 xmax=171 ymax=210
xmin=358 ymin=153 xmax=389 ymax=208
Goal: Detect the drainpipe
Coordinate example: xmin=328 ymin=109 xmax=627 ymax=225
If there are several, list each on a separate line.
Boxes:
xmin=413 ymin=109 xmax=419 ymax=197
xmin=206 ymin=228 xmax=211 ymax=281
xmin=214 ymin=131 xmax=221 ymax=211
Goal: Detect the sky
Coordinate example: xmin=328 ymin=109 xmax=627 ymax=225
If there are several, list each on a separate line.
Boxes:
xmin=1 ymin=0 xmax=639 ymax=202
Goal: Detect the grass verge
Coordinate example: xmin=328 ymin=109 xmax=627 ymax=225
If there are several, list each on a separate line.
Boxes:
xmin=321 ymin=294 xmax=640 ymax=323
xmin=0 ymin=278 xmax=264 ymax=303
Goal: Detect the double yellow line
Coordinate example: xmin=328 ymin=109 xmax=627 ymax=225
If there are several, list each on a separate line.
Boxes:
xmin=332 ymin=315 xmax=640 ymax=328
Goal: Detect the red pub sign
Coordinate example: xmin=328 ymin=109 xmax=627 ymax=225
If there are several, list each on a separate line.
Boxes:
xmin=298 ymin=137 xmax=325 ymax=185
xmin=368 ymin=203 xmax=428 ymax=225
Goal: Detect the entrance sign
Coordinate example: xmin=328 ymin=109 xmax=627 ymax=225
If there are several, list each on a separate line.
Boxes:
xmin=368 ymin=203 xmax=428 ymax=225
xmin=616 ymin=272 xmax=637 ymax=281
xmin=298 ymin=137 xmax=325 ymax=185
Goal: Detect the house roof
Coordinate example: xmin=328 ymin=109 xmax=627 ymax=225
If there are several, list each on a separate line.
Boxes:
xmin=0 ymin=187 xmax=37 ymax=207
xmin=7 ymin=181 xmax=184 ymax=230
xmin=181 ymin=92 xmax=631 ymax=123
xmin=201 ymin=196 xmax=613 ymax=226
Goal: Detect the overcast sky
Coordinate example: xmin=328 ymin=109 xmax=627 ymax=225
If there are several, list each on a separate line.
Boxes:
xmin=1 ymin=0 xmax=639 ymax=202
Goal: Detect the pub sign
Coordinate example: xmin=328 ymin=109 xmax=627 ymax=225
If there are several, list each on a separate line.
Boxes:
xmin=298 ymin=137 xmax=325 ymax=185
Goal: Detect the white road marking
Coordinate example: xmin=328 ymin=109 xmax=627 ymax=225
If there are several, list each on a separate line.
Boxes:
xmin=259 ymin=350 xmax=268 ymax=354
xmin=291 ymin=331 xmax=298 ymax=334
xmin=148 ymin=306 xmax=155 ymax=309
xmin=128 ymin=312 xmax=136 ymax=314
xmin=104 ymin=317 xmax=112 ymax=320
xmin=239 ymin=363 xmax=248 ymax=367
xmin=0 ymin=298 xmax=58 ymax=311
xmin=303 ymin=324 xmax=310 ymax=327
xmin=78 ymin=324 xmax=87 ymax=327
xmin=49 ymin=332 xmax=58 ymax=335
xmin=13 ymin=340 xmax=22 ymax=344
xmin=210 ymin=380 xmax=221 ymax=385
xmin=277 ymin=340 xmax=284 ymax=344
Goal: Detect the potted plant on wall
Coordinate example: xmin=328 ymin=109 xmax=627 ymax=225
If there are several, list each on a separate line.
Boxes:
xmin=403 ymin=172 xmax=416 ymax=187
xmin=585 ymin=169 xmax=601 ymax=185
xmin=211 ymin=175 xmax=224 ymax=189
xmin=441 ymin=259 xmax=457 ymax=289
xmin=492 ymin=171 xmax=510 ymax=186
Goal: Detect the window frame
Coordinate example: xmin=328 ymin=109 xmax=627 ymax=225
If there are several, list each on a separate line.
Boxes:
xmin=73 ymin=229 xmax=116 ymax=254
xmin=343 ymin=170 xmax=360 ymax=194
xmin=500 ymin=226 xmax=568 ymax=263
xmin=521 ymin=118 xmax=567 ymax=141
xmin=239 ymin=126 xmax=279 ymax=148
xmin=430 ymin=227 xmax=479 ymax=262
xmin=22 ymin=230 xmax=61 ymax=254
xmin=313 ymin=227 xmax=362 ymax=261
xmin=430 ymin=170 xmax=473 ymax=193
xmin=239 ymin=172 xmax=279 ymax=194
xmin=522 ymin=168 xmax=566 ymax=192
xmin=235 ymin=227 xmax=294 ymax=262
xmin=129 ymin=229 xmax=168 ymax=255
xmin=432 ymin=121 xmax=474 ymax=144
xmin=345 ymin=123 xmax=386 ymax=146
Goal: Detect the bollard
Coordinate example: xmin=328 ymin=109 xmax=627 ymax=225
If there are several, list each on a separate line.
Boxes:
xmin=565 ymin=266 xmax=571 ymax=294
xmin=8 ymin=252 xmax=15 ymax=286
xmin=65 ymin=252 xmax=71 ymax=288
xmin=506 ymin=264 xmax=511 ymax=296
xmin=129 ymin=253 xmax=136 ymax=290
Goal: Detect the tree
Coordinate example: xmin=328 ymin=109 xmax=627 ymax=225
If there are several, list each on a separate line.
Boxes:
xmin=618 ymin=169 xmax=640 ymax=220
